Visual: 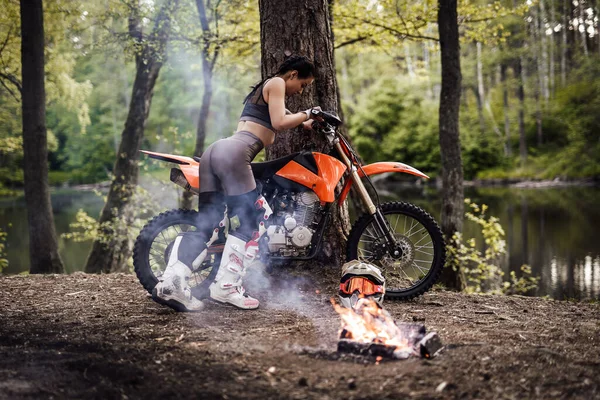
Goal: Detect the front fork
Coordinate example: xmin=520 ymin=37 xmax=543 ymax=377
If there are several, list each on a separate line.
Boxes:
xmin=334 ymin=141 xmax=397 ymax=250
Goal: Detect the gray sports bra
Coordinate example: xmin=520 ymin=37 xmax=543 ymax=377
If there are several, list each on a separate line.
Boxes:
xmin=239 ymin=80 xmax=275 ymax=132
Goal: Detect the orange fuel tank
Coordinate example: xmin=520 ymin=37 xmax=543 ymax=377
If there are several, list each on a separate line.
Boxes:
xmin=274 ymin=152 xmax=347 ymax=203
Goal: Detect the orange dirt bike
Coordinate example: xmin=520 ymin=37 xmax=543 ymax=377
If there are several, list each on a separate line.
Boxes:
xmin=133 ymin=110 xmax=445 ymax=301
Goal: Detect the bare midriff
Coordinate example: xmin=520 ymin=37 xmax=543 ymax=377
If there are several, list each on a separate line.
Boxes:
xmin=236 ymin=120 xmax=276 ymax=147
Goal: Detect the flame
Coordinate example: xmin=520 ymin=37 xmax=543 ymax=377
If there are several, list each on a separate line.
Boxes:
xmin=331 ymin=297 xmax=416 ymax=353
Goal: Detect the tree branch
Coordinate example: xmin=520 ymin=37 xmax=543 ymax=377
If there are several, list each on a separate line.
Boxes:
xmin=0 ymin=25 xmax=14 ymax=57
xmin=334 ymin=36 xmax=368 ymax=49
xmin=0 ymin=72 xmax=22 ymax=94
xmin=340 ymin=14 xmax=438 ymax=41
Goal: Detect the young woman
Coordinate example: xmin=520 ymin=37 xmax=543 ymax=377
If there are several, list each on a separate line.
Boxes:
xmin=153 ymin=55 xmax=320 ymax=311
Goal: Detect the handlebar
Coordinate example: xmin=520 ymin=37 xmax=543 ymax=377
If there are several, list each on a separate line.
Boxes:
xmin=311 ymin=109 xmax=342 ymax=127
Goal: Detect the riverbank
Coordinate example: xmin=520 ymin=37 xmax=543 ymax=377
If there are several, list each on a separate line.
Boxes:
xmin=466 ymin=176 xmax=600 ymax=188
xmin=1 ymin=272 xmax=598 ymax=399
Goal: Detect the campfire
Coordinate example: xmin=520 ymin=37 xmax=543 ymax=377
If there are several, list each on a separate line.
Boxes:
xmin=331 ymin=298 xmax=443 ymax=360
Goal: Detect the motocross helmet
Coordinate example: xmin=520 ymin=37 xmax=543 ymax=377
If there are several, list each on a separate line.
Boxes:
xmin=338 ymin=260 xmax=385 ymax=309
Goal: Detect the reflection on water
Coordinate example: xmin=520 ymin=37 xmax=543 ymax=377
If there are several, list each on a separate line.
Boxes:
xmin=376 ymin=183 xmax=600 ymax=300
xmin=1 ymin=184 xmax=599 ymax=300
xmin=553 ymin=255 xmax=600 ymax=300
xmin=0 ymin=190 xmax=105 ymax=274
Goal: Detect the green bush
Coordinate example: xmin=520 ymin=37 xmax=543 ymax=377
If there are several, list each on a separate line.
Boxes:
xmin=446 ymin=199 xmax=539 ymax=294
xmin=0 ymin=167 xmax=24 ymax=186
xmin=48 ymin=171 xmax=72 ymax=186
xmin=349 ymin=79 xmax=441 ymax=175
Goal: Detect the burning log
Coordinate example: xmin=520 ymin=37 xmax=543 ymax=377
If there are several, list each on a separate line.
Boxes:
xmin=332 ymin=298 xmax=443 ymax=360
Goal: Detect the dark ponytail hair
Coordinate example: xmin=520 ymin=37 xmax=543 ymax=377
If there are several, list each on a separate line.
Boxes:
xmin=243 ymin=55 xmax=315 ymax=104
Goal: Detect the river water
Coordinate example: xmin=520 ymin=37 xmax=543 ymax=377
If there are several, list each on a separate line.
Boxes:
xmin=1 ymin=184 xmax=599 ymax=300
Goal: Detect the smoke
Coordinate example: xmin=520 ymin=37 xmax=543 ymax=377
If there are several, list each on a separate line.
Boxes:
xmin=245 ymin=265 xmax=342 ymax=342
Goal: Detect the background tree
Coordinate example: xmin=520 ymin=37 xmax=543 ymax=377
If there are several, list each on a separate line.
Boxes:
xmin=19 ymin=0 xmax=64 ymax=273
xmin=85 ymin=0 xmax=181 ymax=273
xmin=259 ymin=0 xmax=350 ymax=266
xmin=437 ymin=0 xmax=465 ymax=290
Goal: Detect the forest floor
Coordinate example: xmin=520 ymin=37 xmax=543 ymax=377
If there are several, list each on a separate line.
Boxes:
xmin=0 ymin=269 xmax=599 ymax=400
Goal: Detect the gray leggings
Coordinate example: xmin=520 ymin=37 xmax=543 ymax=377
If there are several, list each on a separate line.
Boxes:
xmin=199 ymin=131 xmax=264 ymax=196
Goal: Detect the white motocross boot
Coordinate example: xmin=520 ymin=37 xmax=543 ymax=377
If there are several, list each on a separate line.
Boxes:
xmin=209 ymin=234 xmax=260 ymax=309
xmin=152 ymin=235 xmax=205 ymax=312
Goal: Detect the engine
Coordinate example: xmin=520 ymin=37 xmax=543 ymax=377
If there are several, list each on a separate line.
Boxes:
xmin=264 ymin=191 xmax=322 ymax=257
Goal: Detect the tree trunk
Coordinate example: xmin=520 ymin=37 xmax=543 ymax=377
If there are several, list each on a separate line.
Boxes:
xmin=85 ymin=0 xmax=179 ymax=273
xmin=437 ymin=0 xmax=465 ymax=290
xmin=259 ymin=0 xmax=349 ymax=267
xmin=20 ymin=0 xmax=64 ymax=274
xmin=539 ymin=0 xmax=550 ymax=102
xmin=534 ymin=5 xmax=544 ymax=146
xmin=404 ymin=43 xmax=416 ymax=78
xmin=476 ymin=41 xmax=486 ymax=133
xmin=549 ymin=0 xmax=556 ymax=94
xmin=578 ymin=0 xmax=589 ymax=57
xmin=566 ymin=0 xmax=576 ymax=67
xmin=596 ymin=0 xmax=600 ymax=56
xmin=514 ymin=58 xmax=527 ymax=166
xmin=561 ymin=0 xmax=568 ymax=85
xmin=501 ymin=64 xmax=511 ymax=156
xmin=181 ymin=0 xmax=218 ymax=211
xmin=473 ymin=84 xmax=485 ymax=134
xmin=521 ymin=195 xmax=529 ymax=266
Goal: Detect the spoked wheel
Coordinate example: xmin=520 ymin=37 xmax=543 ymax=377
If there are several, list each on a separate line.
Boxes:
xmin=132 ymin=209 xmax=221 ymax=297
xmin=346 ymin=201 xmax=445 ymax=301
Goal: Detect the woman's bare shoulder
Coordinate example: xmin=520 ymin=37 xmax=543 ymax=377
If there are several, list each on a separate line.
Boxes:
xmin=264 ymin=76 xmax=285 ymax=91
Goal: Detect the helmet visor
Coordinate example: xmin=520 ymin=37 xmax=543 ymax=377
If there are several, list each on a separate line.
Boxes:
xmin=339 ymin=276 xmax=384 ymax=296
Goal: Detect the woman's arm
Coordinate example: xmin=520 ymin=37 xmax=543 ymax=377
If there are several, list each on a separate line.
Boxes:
xmin=265 ymin=78 xmax=310 ymax=131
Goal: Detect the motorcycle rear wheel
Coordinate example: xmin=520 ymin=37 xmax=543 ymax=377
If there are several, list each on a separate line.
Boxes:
xmin=346 ymin=201 xmax=446 ymax=301
xmin=133 ymin=209 xmax=220 ymax=297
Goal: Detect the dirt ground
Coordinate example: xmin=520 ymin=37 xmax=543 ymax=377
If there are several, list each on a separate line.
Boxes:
xmin=1 ymin=268 xmax=599 ymax=400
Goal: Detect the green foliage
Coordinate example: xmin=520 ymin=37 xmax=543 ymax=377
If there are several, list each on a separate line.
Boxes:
xmin=348 ymin=78 xmax=440 ymax=174
xmin=505 ymin=265 xmax=540 ymax=295
xmin=62 ymin=186 xmax=164 ymax=271
xmin=0 ymin=168 xmax=24 ymax=187
xmin=62 ymin=209 xmax=100 ymax=243
xmin=460 ymin=110 xmax=507 ymax=179
xmin=48 ymin=171 xmax=72 ymax=187
xmin=446 ymin=199 xmax=539 ymax=295
xmin=333 ymin=0 xmax=524 ymax=47
xmin=0 ymin=0 xmax=93 ymax=187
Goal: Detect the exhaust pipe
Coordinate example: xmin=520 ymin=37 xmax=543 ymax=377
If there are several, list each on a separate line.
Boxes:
xmin=170 ymin=168 xmax=198 ymax=193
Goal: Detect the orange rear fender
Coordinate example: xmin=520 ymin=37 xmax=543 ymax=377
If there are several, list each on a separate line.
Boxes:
xmin=338 ymin=162 xmax=429 ymax=205
xmin=140 ymin=150 xmax=200 ymax=190
xmin=140 ymin=150 xmax=198 ymax=166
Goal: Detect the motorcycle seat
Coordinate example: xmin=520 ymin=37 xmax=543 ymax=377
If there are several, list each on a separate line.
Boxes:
xmin=250 ymin=152 xmax=301 ymax=179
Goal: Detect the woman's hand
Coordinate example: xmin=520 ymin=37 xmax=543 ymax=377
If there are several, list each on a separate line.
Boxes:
xmin=302 ymin=120 xmax=314 ymax=130
xmin=305 ymin=106 xmax=323 ymax=121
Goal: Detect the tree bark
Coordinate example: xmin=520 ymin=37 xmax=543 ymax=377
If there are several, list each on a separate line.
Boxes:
xmin=437 ymin=0 xmax=465 ymax=290
xmin=85 ymin=0 xmax=179 ymax=273
xmin=259 ymin=0 xmax=349 ymax=267
xmin=20 ymin=0 xmax=64 ymax=274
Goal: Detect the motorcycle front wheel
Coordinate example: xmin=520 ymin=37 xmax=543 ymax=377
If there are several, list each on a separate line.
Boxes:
xmin=132 ymin=209 xmax=220 ymax=297
xmin=346 ymin=201 xmax=446 ymax=301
